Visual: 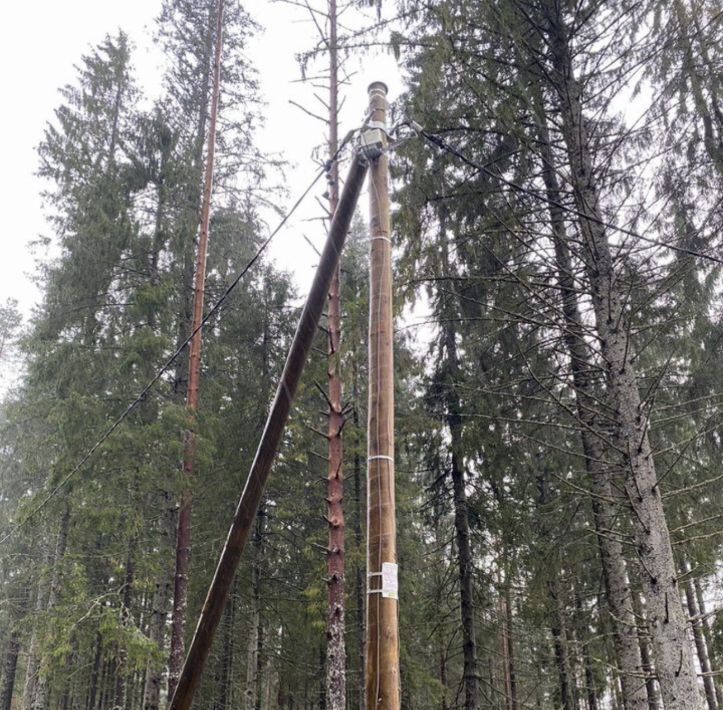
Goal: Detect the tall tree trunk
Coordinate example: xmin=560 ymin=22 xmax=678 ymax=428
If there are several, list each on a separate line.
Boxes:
xmin=573 ymin=591 xmax=598 ymax=710
xmin=1 ymin=584 xmax=27 ymax=710
xmin=549 ymin=579 xmax=576 ymax=710
xmin=143 ymin=501 xmax=173 ymax=710
xmin=582 ymin=638 xmax=598 ymax=710
xmin=58 ymin=643 xmax=77 ymax=710
xmin=536 ymin=107 xmax=649 ymax=710
xmin=244 ymin=508 xmax=265 ymax=710
xmin=102 ymin=656 xmax=116 ymax=710
xmin=630 ymin=591 xmax=659 ymax=710
xmin=506 ymin=588 xmax=518 ymax=710
xmin=168 ymin=0 xmax=223 ymax=694
xmin=439 ymin=220 xmax=479 ymax=710
xmin=694 ymin=578 xmax=723 ymax=707
xmin=500 ymin=590 xmax=517 ymax=710
xmin=438 ymin=638 xmax=448 ymax=710
xmin=430 ymin=490 xmax=450 ymax=710
xmin=216 ymin=584 xmax=236 ymax=709
xmin=352 ymin=356 xmax=366 ymax=710
xmin=0 ymin=630 xmax=20 ymax=710
xmin=537 ymin=465 xmax=576 ymax=710
xmin=450 ymin=412 xmax=479 ymax=710
xmin=143 ymin=562 xmax=172 ymax=708
xmin=32 ymin=504 xmax=71 ymax=710
xmin=567 ymin=618 xmax=582 ymax=710
xmin=86 ymin=633 xmax=102 ymax=710
xmin=324 ymin=0 xmax=346 ymax=703
xmin=683 ymin=564 xmax=718 ymax=710
xmin=22 ymin=554 xmax=50 ymax=709
xmin=113 ymin=540 xmax=135 ymax=710
xmin=544 ymin=8 xmax=702 ymax=707
xmin=255 ymin=598 xmax=265 ymax=710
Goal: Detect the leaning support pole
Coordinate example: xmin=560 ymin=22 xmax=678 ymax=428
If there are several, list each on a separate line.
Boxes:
xmin=168 ymin=149 xmax=369 ymax=710
xmin=365 ymin=81 xmax=401 ymax=710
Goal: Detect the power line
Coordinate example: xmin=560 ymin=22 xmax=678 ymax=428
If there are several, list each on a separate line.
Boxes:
xmin=417 ymin=128 xmax=723 ymax=268
xmin=0 ymin=138 xmax=353 ymax=546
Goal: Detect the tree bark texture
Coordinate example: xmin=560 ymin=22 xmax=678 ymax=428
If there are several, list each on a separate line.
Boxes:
xmin=536 ymin=464 xmax=576 ymax=710
xmin=168 ymin=0 xmax=225 ymax=696
xmin=630 ymin=591 xmax=660 ymax=710
xmin=538 ymin=120 xmax=648 ymax=710
xmin=0 ymin=631 xmax=20 ymax=710
xmin=31 ymin=504 xmax=71 ymax=710
xmin=694 ymin=578 xmax=723 ymax=707
xmin=325 ymin=0 xmax=346 ymax=704
xmin=550 ymin=580 xmax=576 ymax=710
xmin=438 ymin=210 xmax=479 ymax=710
xmin=450 ymin=379 xmax=479 ymax=710
xmin=22 ymin=563 xmax=49 ymax=709
xmin=86 ymin=633 xmax=102 ymax=710
xmin=245 ymin=509 xmax=264 ymax=710
xmin=352 ymin=356 xmax=367 ymax=710
xmin=216 ymin=586 xmax=236 ymax=709
xmin=143 ymin=566 xmax=172 ymax=709
xmin=545 ymin=7 xmax=702 ymax=708
xmin=500 ymin=591 xmax=517 ymax=710
xmin=683 ymin=565 xmax=718 ymax=710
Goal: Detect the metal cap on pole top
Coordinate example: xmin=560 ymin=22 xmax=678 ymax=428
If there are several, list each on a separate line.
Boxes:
xmin=368 ymin=80 xmax=389 ymax=96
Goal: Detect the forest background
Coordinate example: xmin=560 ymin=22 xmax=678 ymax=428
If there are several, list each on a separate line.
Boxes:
xmin=1 ymin=0 xmax=723 ymax=709
xmin=0 ymin=0 xmax=403 ymax=343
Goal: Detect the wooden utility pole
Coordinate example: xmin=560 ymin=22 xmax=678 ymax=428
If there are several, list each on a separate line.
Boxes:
xmin=168 ymin=0 xmax=225 ymax=696
xmin=365 ymin=81 xmax=401 ymax=710
xmin=168 ymin=150 xmax=368 ymax=710
xmin=325 ymin=0 xmax=347 ymax=705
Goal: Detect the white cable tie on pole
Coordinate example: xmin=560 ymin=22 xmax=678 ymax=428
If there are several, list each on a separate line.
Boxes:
xmin=367 ymin=454 xmax=394 ymax=462
xmin=370 ymin=235 xmax=392 ymax=243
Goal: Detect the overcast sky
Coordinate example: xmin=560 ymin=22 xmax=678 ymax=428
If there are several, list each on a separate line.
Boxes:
xmin=0 ymin=0 xmax=405 ymax=322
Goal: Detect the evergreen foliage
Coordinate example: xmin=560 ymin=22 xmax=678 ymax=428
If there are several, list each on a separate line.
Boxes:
xmin=2 ymin=0 xmax=723 ymax=708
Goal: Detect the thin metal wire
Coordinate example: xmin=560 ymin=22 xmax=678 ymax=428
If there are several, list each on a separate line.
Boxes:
xmin=0 ymin=133 xmax=358 ymax=547
xmin=418 ymin=127 xmax=723 ymax=267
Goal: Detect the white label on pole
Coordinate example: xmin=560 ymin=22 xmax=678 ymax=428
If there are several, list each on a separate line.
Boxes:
xmin=381 ymin=562 xmax=398 ymax=599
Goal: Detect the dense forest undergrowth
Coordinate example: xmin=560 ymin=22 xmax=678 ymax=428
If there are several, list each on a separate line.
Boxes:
xmin=1 ymin=0 xmax=723 ymax=708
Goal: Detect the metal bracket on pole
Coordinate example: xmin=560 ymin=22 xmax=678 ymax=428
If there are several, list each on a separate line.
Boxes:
xmin=359 ymin=126 xmax=388 ymax=160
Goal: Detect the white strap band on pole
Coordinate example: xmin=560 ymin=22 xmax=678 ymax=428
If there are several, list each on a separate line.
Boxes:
xmin=370 ymin=235 xmax=392 ymax=243
xmin=366 ymin=562 xmax=398 ymax=599
xmin=368 ymin=454 xmax=394 ymax=462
